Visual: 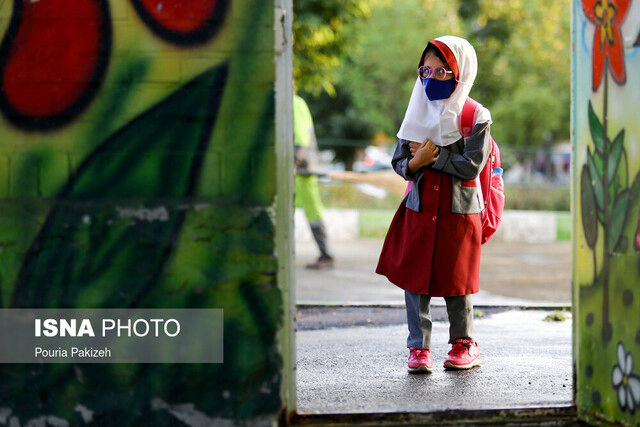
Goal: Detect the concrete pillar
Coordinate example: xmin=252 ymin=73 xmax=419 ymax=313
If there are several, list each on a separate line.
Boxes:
xmin=573 ymin=1 xmax=640 ymax=423
xmin=0 ymin=0 xmax=291 ymax=424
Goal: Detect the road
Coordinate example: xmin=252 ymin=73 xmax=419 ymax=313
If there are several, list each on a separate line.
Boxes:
xmin=295 ymin=238 xmax=573 ymax=415
xmin=296 ymin=238 xmax=572 ymax=306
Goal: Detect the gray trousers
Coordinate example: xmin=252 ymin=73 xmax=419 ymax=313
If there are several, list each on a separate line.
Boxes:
xmin=405 ymin=290 xmax=474 ymax=349
xmin=309 ymin=220 xmax=332 ymax=259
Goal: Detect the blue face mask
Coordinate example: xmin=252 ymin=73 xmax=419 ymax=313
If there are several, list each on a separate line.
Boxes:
xmin=421 ymin=77 xmax=456 ymax=101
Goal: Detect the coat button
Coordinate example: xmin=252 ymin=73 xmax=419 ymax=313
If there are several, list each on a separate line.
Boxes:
xmin=433 ymin=185 xmax=439 ymax=191
xmin=432 ymin=216 xmax=437 ymax=222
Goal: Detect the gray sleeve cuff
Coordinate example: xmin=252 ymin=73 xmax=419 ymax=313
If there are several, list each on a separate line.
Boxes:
xmin=429 ymin=122 xmax=491 ymax=180
xmin=431 ymin=147 xmax=450 ymax=171
xmin=404 ymin=158 xmax=421 ymax=181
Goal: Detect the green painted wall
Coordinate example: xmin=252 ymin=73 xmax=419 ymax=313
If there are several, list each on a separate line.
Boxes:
xmin=573 ymin=0 xmax=640 ymax=423
xmin=0 ymin=0 xmax=287 ymax=424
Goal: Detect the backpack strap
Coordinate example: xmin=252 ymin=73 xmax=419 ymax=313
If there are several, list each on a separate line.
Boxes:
xmin=458 ymin=97 xmax=494 ymax=213
xmin=458 ymin=97 xmax=480 ymax=138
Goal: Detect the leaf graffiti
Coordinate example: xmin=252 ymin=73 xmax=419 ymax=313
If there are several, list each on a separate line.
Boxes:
xmin=587 ymin=147 xmax=605 ymax=214
xmin=608 ymin=190 xmax=629 ymax=253
xmin=588 ymin=101 xmax=604 ymax=152
xmin=607 ymin=130 xmax=624 ymax=182
xmin=581 ymin=165 xmax=598 ymax=249
xmin=581 ymin=90 xmax=632 ymax=345
xmin=583 ymin=103 xmax=630 ymax=256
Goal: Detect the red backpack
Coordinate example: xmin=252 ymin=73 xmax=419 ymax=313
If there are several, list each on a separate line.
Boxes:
xmin=403 ymin=97 xmax=505 ymax=244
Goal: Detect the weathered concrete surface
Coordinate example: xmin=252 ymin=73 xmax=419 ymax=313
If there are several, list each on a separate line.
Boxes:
xmin=296 ymin=309 xmax=572 ymax=413
xmin=296 ymin=238 xmax=571 ymax=305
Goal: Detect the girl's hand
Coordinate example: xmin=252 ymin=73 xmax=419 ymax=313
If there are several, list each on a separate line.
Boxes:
xmin=409 ymin=142 xmax=421 ymax=156
xmin=408 ymin=138 xmax=440 ymax=172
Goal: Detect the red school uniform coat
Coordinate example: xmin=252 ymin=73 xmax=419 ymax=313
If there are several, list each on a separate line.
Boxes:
xmin=375 ymin=160 xmax=482 ymax=296
xmin=377 ymin=36 xmax=490 ymax=296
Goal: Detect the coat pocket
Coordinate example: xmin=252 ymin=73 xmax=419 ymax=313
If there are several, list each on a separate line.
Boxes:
xmin=451 ymin=177 xmax=482 ymax=214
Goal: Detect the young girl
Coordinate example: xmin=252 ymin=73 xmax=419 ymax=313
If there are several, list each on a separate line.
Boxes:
xmin=376 ymin=35 xmax=492 ymax=373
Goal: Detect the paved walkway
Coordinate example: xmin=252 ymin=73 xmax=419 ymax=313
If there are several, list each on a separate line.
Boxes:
xmin=296 ymin=309 xmax=572 ymax=413
xmin=296 ymin=238 xmax=571 ymax=306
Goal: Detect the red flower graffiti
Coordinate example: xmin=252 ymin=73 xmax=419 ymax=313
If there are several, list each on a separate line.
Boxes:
xmin=581 ymin=0 xmax=630 ymax=90
xmin=0 ymin=0 xmax=229 ymax=131
xmin=130 ymin=0 xmax=229 ymax=45
xmin=0 ymin=0 xmax=111 ymax=130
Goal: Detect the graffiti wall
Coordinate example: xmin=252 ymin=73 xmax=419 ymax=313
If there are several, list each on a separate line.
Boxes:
xmin=573 ymin=0 xmax=640 ymax=423
xmin=0 ymin=0 xmax=285 ymax=425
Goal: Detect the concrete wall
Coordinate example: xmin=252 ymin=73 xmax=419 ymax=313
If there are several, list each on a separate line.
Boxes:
xmin=295 ymin=208 xmax=360 ymax=242
xmin=0 ymin=1 xmax=287 ymax=425
xmin=573 ymin=0 xmax=640 ymax=423
xmin=295 ymin=208 xmax=565 ymax=243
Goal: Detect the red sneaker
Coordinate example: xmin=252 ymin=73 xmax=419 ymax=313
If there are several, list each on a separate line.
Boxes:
xmin=443 ymin=338 xmax=481 ymax=370
xmin=408 ymin=348 xmax=433 ymax=373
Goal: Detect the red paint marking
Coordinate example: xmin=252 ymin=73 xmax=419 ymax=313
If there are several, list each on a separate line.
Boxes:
xmin=2 ymin=0 xmax=104 ymax=117
xmin=138 ymin=0 xmax=219 ymax=34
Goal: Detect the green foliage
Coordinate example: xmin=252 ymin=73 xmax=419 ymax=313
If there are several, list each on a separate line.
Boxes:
xmin=359 ymin=209 xmax=395 ymax=238
xmin=304 ymin=88 xmax=375 ymax=141
xmin=357 ymin=204 xmax=571 ymax=239
xmin=556 ymin=212 xmax=571 ymax=241
xmin=504 ymin=186 xmax=570 ymax=211
xmin=321 ymin=180 xmax=570 ymax=211
xmin=293 ymin=0 xmax=372 ymax=95
xmin=545 ymin=311 xmax=569 ymax=322
xmin=319 ymin=181 xmax=400 ymax=210
xmin=491 ymin=85 xmax=563 ymax=148
xmin=465 ymin=0 xmax=571 ymax=144
xmin=332 ymin=0 xmax=462 ymax=137
xmin=299 ymin=0 xmax=571 ymax=152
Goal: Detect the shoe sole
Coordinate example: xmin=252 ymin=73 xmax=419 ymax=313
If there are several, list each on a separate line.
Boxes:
xmin=443 ymin=358 xmax=481 ymax=370
xmin=408 ymin=365 xmax=433 ymax=374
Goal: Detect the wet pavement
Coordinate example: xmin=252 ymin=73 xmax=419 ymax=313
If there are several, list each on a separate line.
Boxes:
xmin=296 ymin=309 xmax=573 ymax=413
xmin=296 ymin=238 xmax=571 ymax=306
xmin=295 ymin=236 xmax=573 ymax=414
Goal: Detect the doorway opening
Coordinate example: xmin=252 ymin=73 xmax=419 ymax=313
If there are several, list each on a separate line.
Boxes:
xmin=290 ymin=0 xmax=574 ymax=416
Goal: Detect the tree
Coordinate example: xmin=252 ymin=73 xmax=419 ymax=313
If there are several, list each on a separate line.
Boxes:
xmin=304 ymin=85 xmax=376 ymax=170
xmin=460 ymin=0 xmax=571 ymax=144
xmin=491 ymin=84 xmax=563 ymax=148
xmin=298 ymin=0 xmax=572 ymax=169
xmin=338 ymin=0 xmax=463 ymax=138
xmin=293 ymin=0 xmax=372 ymax=96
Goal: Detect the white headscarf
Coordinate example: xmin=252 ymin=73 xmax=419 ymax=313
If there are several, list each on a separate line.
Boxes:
xmin=396 ymin=35 xmax=491 ymax=146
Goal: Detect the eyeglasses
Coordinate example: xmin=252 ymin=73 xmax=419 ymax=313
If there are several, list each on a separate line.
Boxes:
xmin=418 ymin=65 xmax=454 ymax=81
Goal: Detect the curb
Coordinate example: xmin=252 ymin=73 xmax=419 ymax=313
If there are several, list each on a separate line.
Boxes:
xmin=296 ymin=302 xmax=572 ymax=310
xmin=295 ymin=208 xmax=571 ymax=243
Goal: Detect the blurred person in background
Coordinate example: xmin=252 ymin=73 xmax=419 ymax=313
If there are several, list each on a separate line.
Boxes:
xmin=294 ymin=93 xmax=335 ymax=269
